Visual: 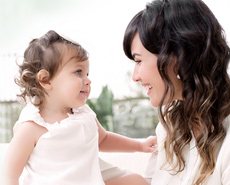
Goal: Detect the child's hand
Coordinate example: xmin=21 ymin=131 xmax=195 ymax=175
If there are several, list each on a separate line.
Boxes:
xmin=140 ymin=136 xmax=158 ymax=154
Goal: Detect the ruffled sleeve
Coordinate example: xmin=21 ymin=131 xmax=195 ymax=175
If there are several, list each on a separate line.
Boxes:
xmin=13 ymin=103 xmax=46 ymax=134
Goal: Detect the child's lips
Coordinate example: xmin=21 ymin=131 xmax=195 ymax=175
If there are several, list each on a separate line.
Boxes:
xmin=80 ymin=88 xmax=90 ymax=98
xmin=80 ymin=90 xmax=88 ymax=94
xmin=80 ymin=90 xmax=90 ymax=97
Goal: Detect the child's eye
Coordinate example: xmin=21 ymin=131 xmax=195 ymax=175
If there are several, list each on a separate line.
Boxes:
xmin=75 ymin=70 xmax=82 ymax=75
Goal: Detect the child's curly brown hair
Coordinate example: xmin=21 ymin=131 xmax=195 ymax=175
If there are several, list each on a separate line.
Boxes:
xmin=15 ymin=30 xmax=88 ymax=106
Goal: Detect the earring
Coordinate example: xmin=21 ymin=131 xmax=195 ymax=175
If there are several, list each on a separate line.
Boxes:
xmin=177 ymin=74 xmax=181 ymax=79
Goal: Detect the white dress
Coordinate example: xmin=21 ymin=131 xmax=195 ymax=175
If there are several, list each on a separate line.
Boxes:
xmin=14 ymin=103 xmax=105 ymax=185
xmin=145 ymin=115 xmax=230 ymax=185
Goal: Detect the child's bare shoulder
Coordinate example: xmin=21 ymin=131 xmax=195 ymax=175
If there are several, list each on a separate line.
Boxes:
xmin=15 ymin=121 xmax=48 ymax=145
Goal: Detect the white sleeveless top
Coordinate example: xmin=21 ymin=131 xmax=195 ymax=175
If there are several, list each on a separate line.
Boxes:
xmin=14 ymin=103 xmax=105 ymax=185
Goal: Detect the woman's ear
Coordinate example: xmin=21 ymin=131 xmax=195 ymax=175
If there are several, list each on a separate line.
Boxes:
xmin=37 ymin=69 xmax=51 ymax=89
xmin=172 ymin=56 xmax=179 ymax=76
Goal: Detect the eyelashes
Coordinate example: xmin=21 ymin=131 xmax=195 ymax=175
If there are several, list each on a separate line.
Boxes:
xmin=134 ymin=60 xmax=141 ymax=64
xmin=75 ymin=70 xmax=89 ymax=77
xmin=75 ymin=70 xmax=82 ymax=75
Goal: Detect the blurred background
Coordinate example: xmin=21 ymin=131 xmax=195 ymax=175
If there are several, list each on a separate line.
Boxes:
xmin=0 ymin=0 xmax=229 ymax=142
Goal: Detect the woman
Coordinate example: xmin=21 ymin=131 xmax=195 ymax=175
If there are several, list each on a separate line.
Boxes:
xmin=123 ymin=0 xmax=230 ymax=184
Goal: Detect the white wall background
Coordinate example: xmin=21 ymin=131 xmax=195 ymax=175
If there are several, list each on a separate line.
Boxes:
xmin=0 ymin=0 xmax=229 ymax=101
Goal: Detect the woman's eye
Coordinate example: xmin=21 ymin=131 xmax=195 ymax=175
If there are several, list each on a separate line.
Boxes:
xmin=75 ymin=70 xmax=82 ymax=75
xmin=134 ymin=60 xmax=141 ymax=64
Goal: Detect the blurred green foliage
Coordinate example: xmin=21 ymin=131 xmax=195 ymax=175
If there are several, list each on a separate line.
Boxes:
xmin=87 ymin=85 xmax=114 ymax=131
xmin=1 ymin=85 xmax=158 ymax=142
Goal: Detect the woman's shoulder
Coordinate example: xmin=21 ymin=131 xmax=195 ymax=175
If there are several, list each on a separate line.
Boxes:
xmin=215 ymin=115 xmax=230 ymax=164
xmin=223 ymin=115 xmax=230 ymax=132
xmin=155 ymin=122 xmax=167 ymax=139
xmin=213 ymin=115 xmax=230 ymax=184
xmin=222 ymin=115 xmax=230 ymax=146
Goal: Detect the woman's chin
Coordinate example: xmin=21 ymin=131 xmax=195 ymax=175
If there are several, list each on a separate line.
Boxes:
xmin=150 ymin=98 xmax=160 ymax=108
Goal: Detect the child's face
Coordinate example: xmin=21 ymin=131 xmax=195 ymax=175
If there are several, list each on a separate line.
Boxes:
xmin=48 ymin=47 xmax=91 ymax=110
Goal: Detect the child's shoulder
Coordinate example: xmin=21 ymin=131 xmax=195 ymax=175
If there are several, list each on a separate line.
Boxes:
xmin=14 ymin=121 xmax=48 ymax=145
xmin=16 ymin=120 xmax=48 ymax=134
xmin=14 ymin=102 xmax=47 ymax=129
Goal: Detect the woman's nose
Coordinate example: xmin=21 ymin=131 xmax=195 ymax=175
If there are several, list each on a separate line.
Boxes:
xmin=132 ymin=66 xmax=140 ymax=82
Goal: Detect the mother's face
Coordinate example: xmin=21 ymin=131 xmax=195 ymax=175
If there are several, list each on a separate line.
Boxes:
xmin=131 ymin=33 xmax=183 ymax=107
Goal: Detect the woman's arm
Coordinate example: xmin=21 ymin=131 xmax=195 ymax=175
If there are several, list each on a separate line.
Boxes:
xmin=3 ymin=121 xmax=47 ymax=185
xmin=96 ymin=118 xmax=157 ymax=153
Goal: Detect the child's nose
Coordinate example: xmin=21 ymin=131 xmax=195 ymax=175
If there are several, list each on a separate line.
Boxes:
xmin=85 ymin=77 xmax=91 ymax=85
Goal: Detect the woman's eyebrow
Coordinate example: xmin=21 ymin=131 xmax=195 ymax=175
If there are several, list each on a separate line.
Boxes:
xmin=132 ymin=53 xmax=141 ymax=59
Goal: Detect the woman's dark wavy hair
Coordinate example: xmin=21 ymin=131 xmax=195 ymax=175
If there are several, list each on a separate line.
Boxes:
xmin=123 ymin=0 xmax=230 ymax=184
xmin=15 ymin=30 xmax=88 ymax=106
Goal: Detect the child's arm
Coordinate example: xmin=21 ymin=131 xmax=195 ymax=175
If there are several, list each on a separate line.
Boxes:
xmin=3 ymin=121 xmax=47 ymax=185
xmin=105 ymin=173 xmax=149 ymax=185
xmin=96 ymin=118 xmax=157 ymax=153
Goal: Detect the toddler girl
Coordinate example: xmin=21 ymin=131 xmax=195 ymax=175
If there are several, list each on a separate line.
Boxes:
xmin=3 ymin=30 xmax=157 ymax=185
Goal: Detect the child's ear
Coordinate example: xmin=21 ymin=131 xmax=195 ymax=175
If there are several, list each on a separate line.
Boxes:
xmin=37 ymin=69 xmax=51 ymax=89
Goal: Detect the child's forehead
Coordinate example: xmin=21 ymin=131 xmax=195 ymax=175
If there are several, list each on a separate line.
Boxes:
xmin=61 ymin=44 xmax=78 ymax=56
xmin=60 ymin=44 xmax=88 ymax=64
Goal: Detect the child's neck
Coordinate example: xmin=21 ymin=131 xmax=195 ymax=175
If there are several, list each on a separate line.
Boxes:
xmin=39 ymin=103 xmax=73 ymax=124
